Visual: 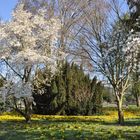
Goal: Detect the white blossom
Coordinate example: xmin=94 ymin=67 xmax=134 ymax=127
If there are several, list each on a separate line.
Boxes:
xmin=12 ymin=82 xmax=32 ymax=99
xmin=0 ymin=2 xmax=65 ymax=107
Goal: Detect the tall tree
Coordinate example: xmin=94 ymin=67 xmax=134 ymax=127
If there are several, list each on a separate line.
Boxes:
xmin=0 ymin=2 xmax=63 ymax=122
xmin=69 ymin=0 xmax=138 ymax=124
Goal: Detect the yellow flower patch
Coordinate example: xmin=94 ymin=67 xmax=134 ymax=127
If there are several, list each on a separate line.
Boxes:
xmin=0 ymin=109 xmax=140 ymax=122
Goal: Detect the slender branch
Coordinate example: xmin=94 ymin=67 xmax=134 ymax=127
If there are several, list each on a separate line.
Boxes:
xmin=3 ymin=59 xmax=23 ymax=79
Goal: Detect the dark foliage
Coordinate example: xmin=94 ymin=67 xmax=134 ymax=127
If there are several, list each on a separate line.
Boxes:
xmin=33 ymin=61 xmax=105 ymax=115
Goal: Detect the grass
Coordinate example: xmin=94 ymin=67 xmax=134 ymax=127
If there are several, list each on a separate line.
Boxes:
xmin=1 ymin=107 xmax=140 ymax=140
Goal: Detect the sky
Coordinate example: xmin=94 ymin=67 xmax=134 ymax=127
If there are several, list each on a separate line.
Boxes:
xmin=0 ymin=0 xmax=129 ymax=21
xmin=0 ymin=0 xmax=18 ymax=21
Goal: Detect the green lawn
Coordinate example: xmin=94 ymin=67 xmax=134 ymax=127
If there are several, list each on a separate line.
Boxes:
xmin=1 ymin=107 xmax=140 ymax=140
xmin=1 ymin=120 xmax=140 ymax=140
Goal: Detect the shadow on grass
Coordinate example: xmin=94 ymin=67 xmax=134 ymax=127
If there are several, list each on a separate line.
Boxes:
xmin=123 ymin=118 xmax=140 ymax=126
xmin=1 ymin=119 xmax=140 ymax=140
xmin=39 ymin=117 xmax=140 ymax=126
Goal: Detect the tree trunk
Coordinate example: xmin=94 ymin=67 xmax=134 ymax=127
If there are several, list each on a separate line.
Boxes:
xmin=25 ymin=114 xmax=31 ymax=123
xmin=135 ymin=93 xmax=140 ymax=107
xmin=23 ymin=98 xmax=33 ymax=123
xmin=117 ymin=99 xmax=124 ymax=125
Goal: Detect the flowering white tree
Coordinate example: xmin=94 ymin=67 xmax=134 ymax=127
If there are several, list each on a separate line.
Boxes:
xmin=97 ymin=26 xmax=136 ymax=124
xmin=70 ymin=11 xmax=140 ymax=124
xmin=0 ymin=2 xmax=63 ymax=122
xmin=101 ymin=23 xmax=140 ymax=124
